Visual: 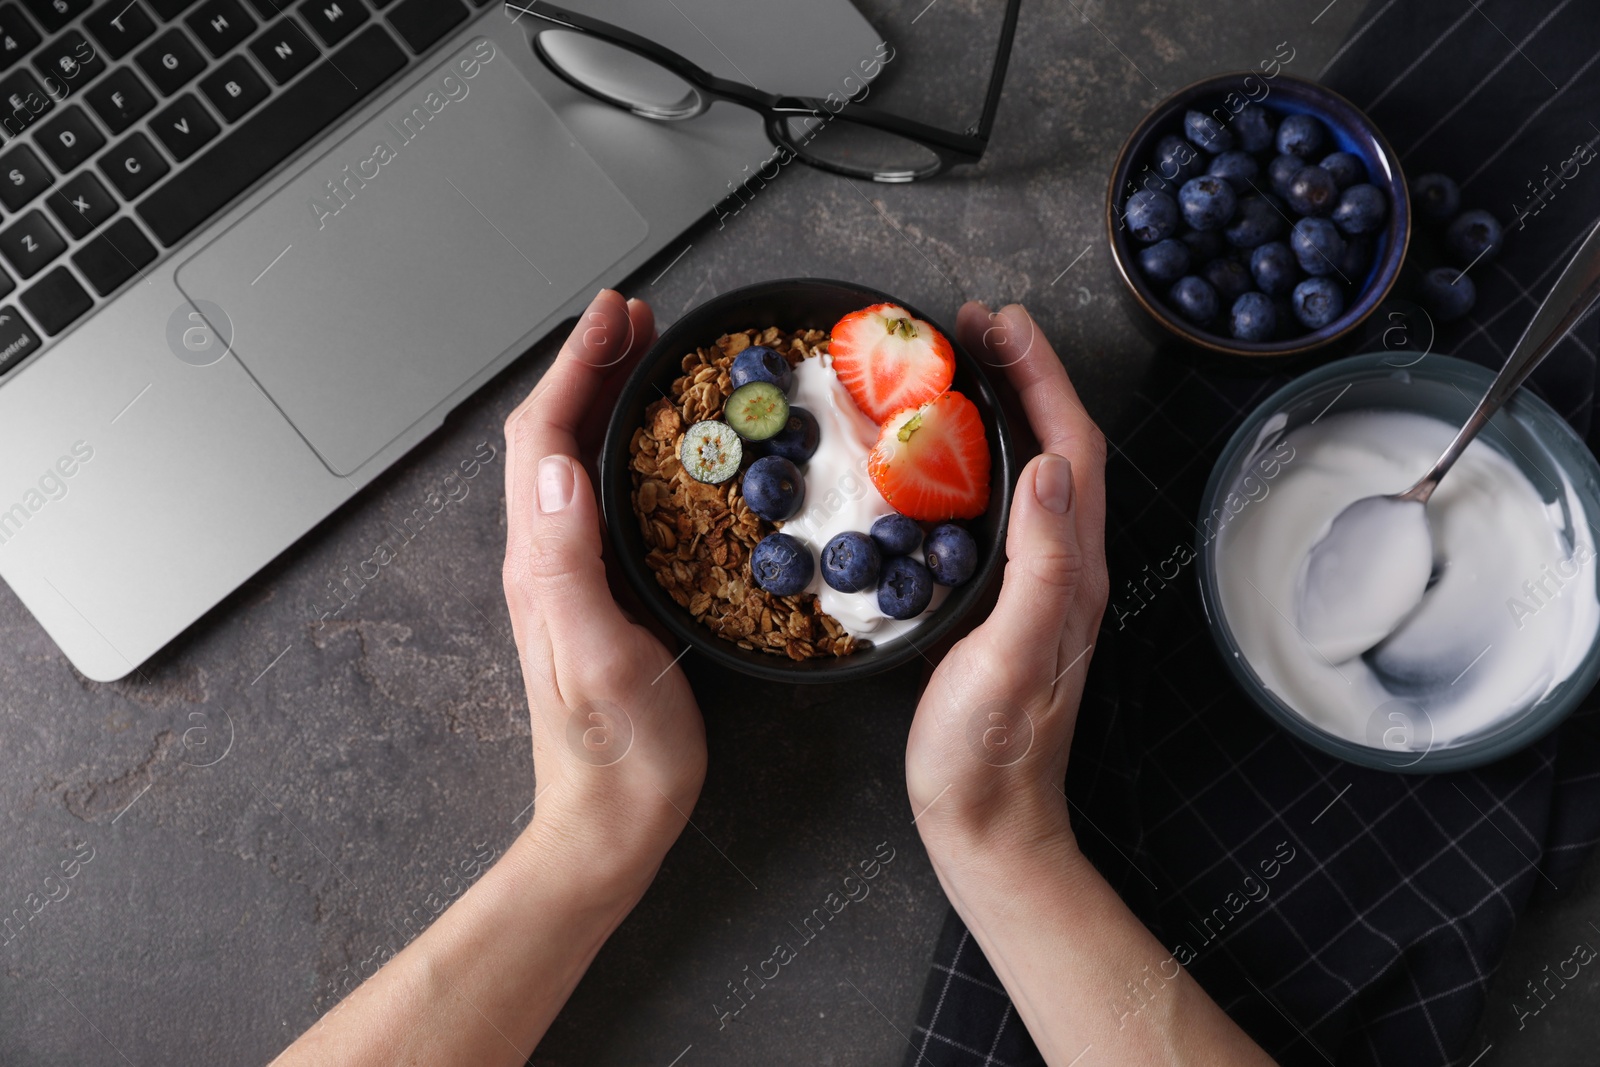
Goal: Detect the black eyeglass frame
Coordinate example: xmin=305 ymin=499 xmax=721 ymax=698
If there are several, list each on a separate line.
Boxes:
xmin=504 ymin=0 xmax=1022 ymax=182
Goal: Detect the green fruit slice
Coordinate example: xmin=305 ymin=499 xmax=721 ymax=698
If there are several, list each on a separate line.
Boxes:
xmin=680 ymin=420 xmax=743 ymax=484
xmin=723 ymin=381 xmax=790 ymax=442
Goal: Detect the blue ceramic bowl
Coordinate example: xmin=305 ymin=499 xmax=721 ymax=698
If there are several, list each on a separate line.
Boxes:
xmin=1106 ymin=72 xmax=1410 ymax=359
xmin=600 ymin=278 xmax=1015 ymax=684
xmin=1197 ymin=353 xmax=1600 ymax=772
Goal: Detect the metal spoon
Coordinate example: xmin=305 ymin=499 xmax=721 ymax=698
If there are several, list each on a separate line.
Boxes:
xmin=1298 ymin=216 xmax=1600 ymax=663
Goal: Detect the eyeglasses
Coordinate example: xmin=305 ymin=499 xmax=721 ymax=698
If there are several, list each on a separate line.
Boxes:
xmin=503 ymin=0 xmax=1022 ymax=182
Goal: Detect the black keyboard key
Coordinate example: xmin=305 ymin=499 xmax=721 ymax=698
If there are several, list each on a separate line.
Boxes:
xmin=85 ymin=0 xmax=156 ymax=60
xmin=85 ymin=65 xmax=152 ymax=132
xmin=0 ymin=4 xmax=40 ymax=71
xmin=149 ymin=92 xmax=214 ymax=160
xmin=72 ymin=215 xmax=152 ymax=294
xmin=145 ymin=0 xmax=197 ymax=19
xmin=20 ymin=265 xmax=90 ymax=333
xmin=384 ymin=0 xmax=460 ymax=53
xmin=0 ymin=209 xmax=64 ymax=278
xmin=97 ymin=130 xmax=167 ymax=197
xmin=0 ymin=143 xmax=48 ymax=209
xmin=20 ymin=0 xmax=89 ymax=33
xmin=34 ymin=31 xmax=105 ymax=97
xmin=46 ymin=169 xmax=115 ymax=236
xmin=37 ymin=104 xmax=104 ymax=169
xmin=185 ymin=0 xmax=252 ymax=55
xmin=248 ymin=17 xmax=315 ymax=83
xmin=198 ymin=53 xmax=263 ymax=120
xmin=135 ymin=28 xmax=205 ymax=94
xmin=138 ymin=25 xmax=403 ymax=246
xmin=241 ymin=0 xmax=282 ymax=17
xmin=0 ymin=68 xmax=52 ymax=136
xmin=0 ymin=305 xmax=38 ymax=372
xmin=296 ymin=0 xmax=362 ymax=46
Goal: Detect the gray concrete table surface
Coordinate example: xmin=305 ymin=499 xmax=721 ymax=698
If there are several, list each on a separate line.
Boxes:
xmin=1 ymin=1 xmax=1592 ymax=1064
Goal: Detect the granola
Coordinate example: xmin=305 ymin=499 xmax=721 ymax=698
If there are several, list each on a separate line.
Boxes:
xmin=628 ymin=326 xmax=859 ymax=661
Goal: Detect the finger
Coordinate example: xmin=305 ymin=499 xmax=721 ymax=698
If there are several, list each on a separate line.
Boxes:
xmin=574 ymin=297 xmax=658 ymax=458
xmin=976 ymin=452 xmax=1086 ymax=684
xmin=502 ymin=291 xmax=639 ymax=656
xmin=505 ymin=452 xmax=639 ymax=698
xmin=968 ymin=303 xmax=1108 ymax=572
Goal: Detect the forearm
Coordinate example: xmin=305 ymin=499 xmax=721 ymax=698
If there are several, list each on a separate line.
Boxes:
xmin=926 ymin=815 xmax=1273 ymax=1067
xmin=273 ymin=814 xmax=657 ymax=1067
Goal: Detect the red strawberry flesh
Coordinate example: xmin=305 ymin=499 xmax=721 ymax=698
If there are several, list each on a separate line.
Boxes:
xmin=829 ymin=303 xmax=956 ymax=424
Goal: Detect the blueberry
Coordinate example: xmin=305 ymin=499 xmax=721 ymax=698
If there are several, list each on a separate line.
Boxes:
xmin=870 ymin=513 xmax=923 ymax=557
xmin=763 ymin=406 xmax=820 ymax=463
xmin=1234 ymin=104 xmax=1275 ymax=153
xmin=1152 ymin=134 xmax=1205 ymax=183
xmin=1208 ymin=150 xmax=1260 ymax=192
xmin=924 ymin=524 xmax=978 ymax=586
xmin=729 ymin=345 xmax=793 ymax=392
xmin=1285 ymin=165 xmax=1339 ymax=217
xmin=1138 ymin=237 xmax=1191 ymax=285
xmin=1181 ymin=228 xmax=1228 ymax=264
xmin=1331 ymin=183 xmax=1387 ymax=235
xmin=1276 ymin=114 xmax=1326 ymax=158
xmin=1224 ymin=196 xmax=1283 ymax=249
xmin=750 ymin=532 xmax=813 ymax=596
xmin=1292 ymin=277 xmax=1346 ymax=330
xmin=1267 ymin=154 xmax=1303 ymax=199
xmin=877 ymin=556 xmax=934 ymax=620
xmin=1411 ymin=172 xmax=1461 ymax=224
xmin=1290 ymin=217 xmax=1346 ymax=277
xmin=1124 ymin=189 xmax=1179 ymax=243
xmin=1321 ymin=152 xmax=1365 ymax=189
xmin=1419 ymin=266 xmax=1476 ymax=322
xmin=1184 ymin=109 xmax=1234 ymax=154
xmin=820 ymin=530 xmax=881 ymax=593
xmin=1169 ymin=275 xmax=1220 ymax=324
xmin=1178 ymin=175 xmax=1238 ymax=231
xmin=1250 ymin=241 xmax=1300 ymax=297
xmin=1202 ymin=257 xmax=1254 ymax=305
xmin=1338 ymin=234 xmax=1373 ymax=281
xmin=1444 ymin=208 xmax=1504 ymax=266
xmin=1230 ymin=292 xmax=1277 ymax=342
xmin=742 ymin=455 xmax=805 ymax=522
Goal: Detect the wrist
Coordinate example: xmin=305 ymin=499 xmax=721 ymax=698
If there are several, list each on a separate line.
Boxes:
xmin=917 ymin=782 xmax=1080 ymax=885
xmin=516 ymin=785 xmax=689 ymax=908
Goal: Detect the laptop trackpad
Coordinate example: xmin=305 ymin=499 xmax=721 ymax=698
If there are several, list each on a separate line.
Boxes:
xmin=175 ymin=37 xmax=648 ymax=476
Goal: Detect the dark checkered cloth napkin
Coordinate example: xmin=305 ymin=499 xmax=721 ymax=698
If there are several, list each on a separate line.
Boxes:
xmin=903 ymin=1 xmax=1600 ymax=1064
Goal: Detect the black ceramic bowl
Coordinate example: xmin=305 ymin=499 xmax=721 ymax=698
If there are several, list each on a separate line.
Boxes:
xmin=600 ymin=278 xmax=1015 ymax=683
xmin=1106 ymin=71 xmax=1411 ymax=359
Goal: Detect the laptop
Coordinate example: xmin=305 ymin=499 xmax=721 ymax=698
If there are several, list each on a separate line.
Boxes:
xmin=0 ymin=0 xmax=883 ymax=680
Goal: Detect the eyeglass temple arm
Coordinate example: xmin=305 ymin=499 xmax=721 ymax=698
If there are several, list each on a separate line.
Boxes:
xmin=975 ymin=0 xmax=1021 ymax=139
xmin=506 ymin=0 xmax=789 ymax=108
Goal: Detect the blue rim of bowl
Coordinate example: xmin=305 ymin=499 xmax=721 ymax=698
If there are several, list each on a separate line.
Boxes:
xmin=1196 ymin=352 xmax=1600 ymax=772
xmin=1105 ymin=71 xmax=1411 ymax=359
xmin=599 ymin=277 xmax=1015 ymax=684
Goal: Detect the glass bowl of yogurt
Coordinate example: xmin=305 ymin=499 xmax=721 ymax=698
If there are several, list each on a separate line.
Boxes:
xmin=1198 ymin=352 xmax=1600 ymax=771
xmin=601 ymin=278 xmax=1015 ymax=684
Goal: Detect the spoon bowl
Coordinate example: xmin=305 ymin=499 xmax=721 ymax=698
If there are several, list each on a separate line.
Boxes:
xmin=1298 ymin=217 xmax=1600 ymax=656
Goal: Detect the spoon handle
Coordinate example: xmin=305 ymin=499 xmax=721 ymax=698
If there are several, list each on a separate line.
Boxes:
xmin=1404 ymin=216 xmax=1600 ymax=503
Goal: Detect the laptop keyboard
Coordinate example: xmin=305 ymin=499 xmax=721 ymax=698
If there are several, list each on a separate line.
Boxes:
xmin=0 ymin=0 xmax=487 ymax=376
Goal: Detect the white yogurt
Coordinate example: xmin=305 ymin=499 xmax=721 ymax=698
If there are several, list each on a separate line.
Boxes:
xmin=1214 ymin=409 xmax=1600 ymax=749
xmin=777 ymin=352 xmax=948 ymax=642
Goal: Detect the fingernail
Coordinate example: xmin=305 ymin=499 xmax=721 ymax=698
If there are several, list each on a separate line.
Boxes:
xmin=538 ymin=455 xmax=574 ymax=513
xmin=1035 ymin=454 xmax=1073 ymax=514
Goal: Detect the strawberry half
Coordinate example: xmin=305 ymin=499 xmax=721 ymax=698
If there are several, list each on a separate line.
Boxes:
xmin=867 ymin=391 xmax=991 ymax=521
xmin=829 ymin=303 xmax=956 ymax=424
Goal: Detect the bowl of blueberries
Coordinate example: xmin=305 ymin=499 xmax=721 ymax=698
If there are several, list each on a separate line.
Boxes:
xmin=1106 ymin=71 xmax=1410 ymax=358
